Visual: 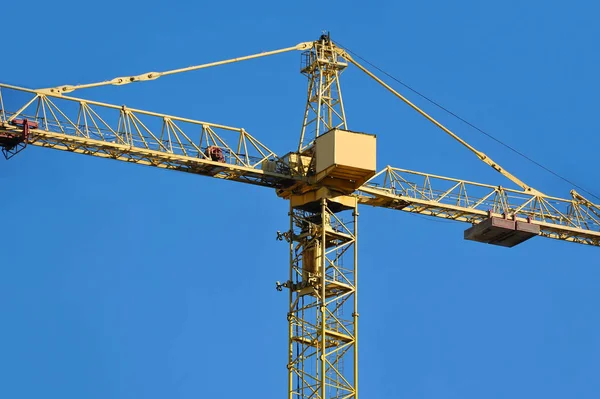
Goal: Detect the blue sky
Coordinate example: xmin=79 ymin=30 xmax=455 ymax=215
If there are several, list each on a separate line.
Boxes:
xmin=1 ymin=1 xmax=599 ymax=398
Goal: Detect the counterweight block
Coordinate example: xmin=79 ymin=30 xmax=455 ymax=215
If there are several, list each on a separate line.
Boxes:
xmin=464 ymin=217 xmax=540 ymax=247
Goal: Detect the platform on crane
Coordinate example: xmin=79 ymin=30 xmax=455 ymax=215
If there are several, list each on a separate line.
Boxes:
xmin=464 ymin=216 xmax=540 ymax=247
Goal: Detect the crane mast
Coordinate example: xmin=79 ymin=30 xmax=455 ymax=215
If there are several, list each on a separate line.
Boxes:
xmin=283 ymin=34 xmax=359 ymax=398
xmin=1 ymin=35 xmax=599 ymax=399
xmin=282 ymin=196 xmax=358 ymax=399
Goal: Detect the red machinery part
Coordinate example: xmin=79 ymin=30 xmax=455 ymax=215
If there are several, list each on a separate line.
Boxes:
xmin=206 ymin=146 xmax=225 ymax=163
xmin=0 ymin=118 xmax=37 ymax=159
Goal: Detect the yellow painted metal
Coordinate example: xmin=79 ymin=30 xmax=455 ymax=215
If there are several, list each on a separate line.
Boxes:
xmin=353 ymin=207 xmax=359 ymax=399
xmin=320 ymin=198 xmax=327 ymax=399
xmin=0 ymin=83 xmax=292 ymax=188
xmin=288 ymin=202 xmax=295 ymax=399
xmin=314 ymin=129 xmax=376 ymax=190
xmin=316 ymin=131 xmax=375 ymax=174
xmin=284 ymin=193 xmax=358 ymax=398
xmin=298 ymin=36 xmax=348 ymax=152
xmin=1 ymin=36 xmax=599 ymax=399
xmin=336 ymin=46 xmax=543 ymax=196
xmin=571 ymin=190 xmax=600 ymax=220
xmin=38 ymin=42 xmax=314 ymax=95
xmin=0 ymin=82 xmax=598 ymax=248
xmin=358 ymin=166 xmax=600 ymax=246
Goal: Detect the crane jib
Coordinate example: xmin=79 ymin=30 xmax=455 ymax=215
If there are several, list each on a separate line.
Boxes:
xmin=1 ymin=80 xmax=598 ymax=247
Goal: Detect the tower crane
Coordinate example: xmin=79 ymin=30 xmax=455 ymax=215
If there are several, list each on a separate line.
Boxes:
xmin=1 ymin=34 xmax=598 ymax=399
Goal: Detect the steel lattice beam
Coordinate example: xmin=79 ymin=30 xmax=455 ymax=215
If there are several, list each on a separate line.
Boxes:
xmin=0 ymin=84 xmax=294 ymax=188
xmin=357 ymin=167 xmax=600 ymax=246
xmin=284 ymin=197 xmax=358 ymax=399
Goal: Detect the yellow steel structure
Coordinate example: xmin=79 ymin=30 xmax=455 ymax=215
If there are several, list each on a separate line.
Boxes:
xmin=38 ymin=42 xmax=314 ymax=96
xmin=298 ymin=35 xmax=348 ymax=152
xmin=281 ymin=195 xmax=358 ymax=399
xmin=1 ymin=34 xmax=599 ymax=399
